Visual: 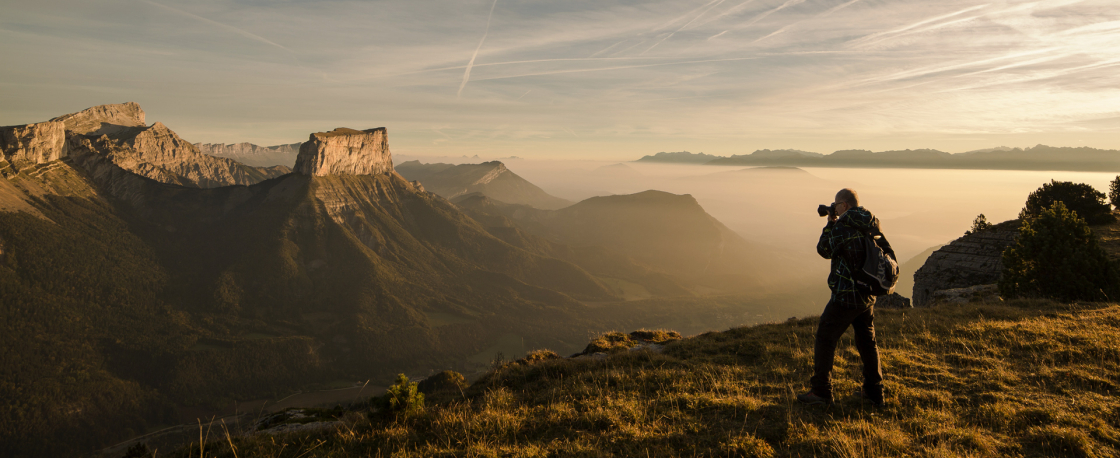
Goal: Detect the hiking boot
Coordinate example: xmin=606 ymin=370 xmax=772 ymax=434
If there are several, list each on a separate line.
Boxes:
xmin=797 ymin=390 xmax=833 ymax=406
xmin=853 ymin=387 xmax=886 ymax=406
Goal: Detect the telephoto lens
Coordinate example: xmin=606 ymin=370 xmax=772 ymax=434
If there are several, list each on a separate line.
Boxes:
xmin=817 ymin=204 xmax=835 ymax=218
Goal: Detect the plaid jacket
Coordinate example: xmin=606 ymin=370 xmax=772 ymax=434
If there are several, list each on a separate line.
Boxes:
xmin=817 ymin=206 xmax=880 ymax=308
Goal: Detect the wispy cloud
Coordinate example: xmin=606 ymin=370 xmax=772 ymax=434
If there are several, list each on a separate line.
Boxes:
xmin=2 ymin=0 xmax=1119 ymax=155
xmin=458 ymin=0 xmax=499 ymax=98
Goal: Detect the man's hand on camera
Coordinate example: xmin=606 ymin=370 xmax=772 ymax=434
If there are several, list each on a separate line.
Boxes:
xmin=828 ymin=213 xmax=838 ymax=223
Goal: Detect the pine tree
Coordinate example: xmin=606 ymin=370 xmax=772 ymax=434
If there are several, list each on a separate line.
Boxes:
xmin=1020 ymin=180 xmax=1113 ymax=225
xmin=1109 ymin=175 xmax=1120 ymax=210
xmin=999 ymin=201 xmax=1118 ymax=302
xmin=964 ymin=214 xmax=993 ymax=235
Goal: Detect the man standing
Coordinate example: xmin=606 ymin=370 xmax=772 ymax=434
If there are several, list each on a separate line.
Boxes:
xmin=797 ymin=188 xmax=887 ymax=406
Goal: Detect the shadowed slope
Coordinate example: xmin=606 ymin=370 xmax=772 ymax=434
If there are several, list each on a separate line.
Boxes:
xmin=396 ymin=160 xmax=572 ymax=210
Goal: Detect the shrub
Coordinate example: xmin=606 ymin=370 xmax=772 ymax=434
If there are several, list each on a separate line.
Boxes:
xmin=1110 ymin=175 xmax=1120 ymax=209
xmin=1020 ymin=180 xmax=1114 ymax=225
xmin=999 ymin=201 xmax=1118 ymax=302
xmin=375 ymin=374 xmax=424 ymax=416
xmin=964 ymin=213 xmax=994 ymax=235
xmin=417 ymin=370 xmax=467 ymax=395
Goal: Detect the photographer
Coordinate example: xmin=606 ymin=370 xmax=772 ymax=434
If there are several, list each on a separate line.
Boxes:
xmin=797 ymin=188 xmax=886 ymax=406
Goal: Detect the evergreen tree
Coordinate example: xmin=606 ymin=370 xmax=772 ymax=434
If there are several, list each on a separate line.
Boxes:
xmin=1109 ymin=175 xmax=1120 ymax=210
xmin=1020 ymin=180 xmax=1113 ymax=225
xmin=999 ymin=201 xmax=1118 ymax=302
xmin=964 ymin=214 xmax=993 ymax=235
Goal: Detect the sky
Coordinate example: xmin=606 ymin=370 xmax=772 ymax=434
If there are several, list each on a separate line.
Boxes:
xmin=2 ymin=0 xmax=1119 ymax=159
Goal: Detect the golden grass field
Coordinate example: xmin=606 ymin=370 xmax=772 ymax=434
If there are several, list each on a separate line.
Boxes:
xmin=168 ymin=299 xmax=1119 ymax=458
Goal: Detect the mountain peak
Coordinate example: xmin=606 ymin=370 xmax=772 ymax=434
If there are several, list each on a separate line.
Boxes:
xmin=49 ymin=102 xmax=145 ymax=136
xmin=294 ymin=127 xmax=392 ymax=176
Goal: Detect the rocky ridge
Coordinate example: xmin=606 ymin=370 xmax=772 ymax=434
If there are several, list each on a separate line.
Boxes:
xmin=294 ymin=128 xmax=392 ymax=176
xmin=196 ymin=142 xmax=302 ymax=167
xmin=50 ymin=102 xmax=146 ymax=136
xmin=1 ymin=102 xmax=290 ymax=189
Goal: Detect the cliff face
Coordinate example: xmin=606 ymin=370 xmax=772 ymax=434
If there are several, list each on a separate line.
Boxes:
xmin=2 ymin=103 xmax=290 ymax=189
xmin=294 ymin=128 xmax=392 ymax=176
xmin=0 ymin=121 xmax=68 ymax=171
xmin=196 ymin=142 xmax=302 ymax=167
xmin=50 ymin=101 xmax=145 ymax=136
xmin=912 ymin=221 xmax=1020 ymax=306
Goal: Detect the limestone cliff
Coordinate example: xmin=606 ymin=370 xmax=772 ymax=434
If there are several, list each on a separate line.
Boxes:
xmin=196 ymin=141 xmax=302 ymax=167
xmin=120 ymin=122 xmax=292 ymax=187
xmin=912 ymin=220 xmax=1019 ymax=306
xmin=0 ymin=121 xmax=68 ymax=171
xmin=50 ymin=102 xmax=145 ymax=136
xmin=294 ymin=128 xmax=392 ymax=176
xmin=2 ymin=103 xmax=290 ymax=188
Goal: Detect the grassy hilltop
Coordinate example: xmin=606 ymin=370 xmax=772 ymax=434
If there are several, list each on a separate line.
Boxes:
xmin=168 ymin=299 xmax=1119 ymax=457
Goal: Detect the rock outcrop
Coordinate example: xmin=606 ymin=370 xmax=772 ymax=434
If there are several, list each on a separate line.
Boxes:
xmin=294 ymin=128 xmax=392 ymax=176
xmin=0 ymin=121 xmax=68 ymax=170
xmin=912 ymin=221 xmax=1019 ymax=306
xmin=50 ymin=101 xmax=145 ymax=136
xmin=196 ymin=142 xmax=302 ymax=167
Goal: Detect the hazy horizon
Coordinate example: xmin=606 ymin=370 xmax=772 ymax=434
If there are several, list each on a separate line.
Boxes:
xmin=4 ymin=0 xmax=1119 ymax=159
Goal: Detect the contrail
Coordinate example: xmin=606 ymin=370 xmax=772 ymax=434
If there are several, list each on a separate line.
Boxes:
xmin=140 ymin=0 xmax=292 ymax=52
xmin=753 ymin=0 xmax=862 ymax=43
xmin=138 ymin=0 xmax=323 ymax=78
xmin=458 ymin=0 xmax=499 ymax=98
xmin=709 ymin=0 xmax=806 ymax=41
xmin=846 ymin=4 xmax=989 ymax=48
xmin=642 ymin=0 xmax=726 ymax=55
xmin=695 ymin=0 xmax=762 ymax=28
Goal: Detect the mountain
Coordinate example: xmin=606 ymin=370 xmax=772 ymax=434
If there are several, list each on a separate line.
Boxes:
xmin=196 ymin=141 xmax=302 ymax=167
xmin=395 ymin=160 xmax=572 ymax=210
xmin=4 ymin=102 xmax=291 ymax=188
xmin=0 ymin=104 xmax=633 ymax=455
xmin=454 ymin=189 xmax=795 ymax=294
xmin=451 ymin=193 xmax=694 ymax=299
xmin=635 ymin=151 xmax=726 ymax=163
xmin=684 ymin=145 xmax=1120 ymax=171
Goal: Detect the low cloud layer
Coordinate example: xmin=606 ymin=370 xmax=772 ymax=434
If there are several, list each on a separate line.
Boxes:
xmin=2 ymin=0 xmax=1117 ymax=158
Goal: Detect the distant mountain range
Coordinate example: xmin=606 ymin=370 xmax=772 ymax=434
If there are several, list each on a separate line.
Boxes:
xmin=636 ymin=146 xmax=1120 ymax=172
xmin=395 ymin=160 xmax=572 ymax=210
xmin=636 ymin=151 xmax=726 ymax=163
xmin=196 ymin=141 xmax=302 ymax=167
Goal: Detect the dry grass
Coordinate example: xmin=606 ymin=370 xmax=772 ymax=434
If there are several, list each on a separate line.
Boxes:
xmin=170 ymin=300 xmax=1120 ymax=457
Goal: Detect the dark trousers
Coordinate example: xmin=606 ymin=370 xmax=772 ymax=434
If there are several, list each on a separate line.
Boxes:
xmin=809 ymin=299 xmax=884 ymax=401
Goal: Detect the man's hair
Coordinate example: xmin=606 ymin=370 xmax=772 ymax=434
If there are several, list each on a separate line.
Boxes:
xmin=836 ymin=188 xmax=859 ymax=207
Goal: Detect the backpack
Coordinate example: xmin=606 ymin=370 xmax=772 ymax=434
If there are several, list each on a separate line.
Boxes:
xmin=852 ymin=228 xmax=900 ymax=296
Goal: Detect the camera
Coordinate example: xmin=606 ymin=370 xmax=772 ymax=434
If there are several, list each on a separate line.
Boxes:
xmin=817 ymin=203 xmax=836 ymax=218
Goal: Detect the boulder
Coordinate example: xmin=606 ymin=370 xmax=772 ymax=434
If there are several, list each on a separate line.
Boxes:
xmin=294 ymin=128 xmax=392 ymax=176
